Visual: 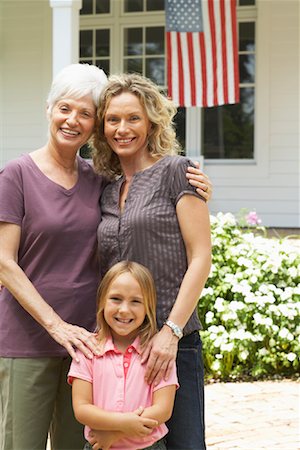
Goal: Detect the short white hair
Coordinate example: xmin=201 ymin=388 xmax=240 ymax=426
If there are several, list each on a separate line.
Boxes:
xmin=47 ymin=64 xmax=108 ymax=114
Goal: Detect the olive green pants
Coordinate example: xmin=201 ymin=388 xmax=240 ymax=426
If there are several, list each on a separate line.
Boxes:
xmin=0 ymin=356 xmax=85 ymax=450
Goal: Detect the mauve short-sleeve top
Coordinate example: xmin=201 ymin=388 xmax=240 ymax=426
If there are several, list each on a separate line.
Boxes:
xmin=0 ymin=154 xmax=105 ymax=357
xmin=98 ymin=155 xmax=205 ymax=335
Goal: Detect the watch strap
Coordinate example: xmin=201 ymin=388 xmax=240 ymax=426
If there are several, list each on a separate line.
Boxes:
xmin=165 ymin=320 xmax=183 ymax=339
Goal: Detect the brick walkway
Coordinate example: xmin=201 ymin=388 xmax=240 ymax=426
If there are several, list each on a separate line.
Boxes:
xmin=205 ymin=380 xmax=300 ymax=449
xmin=47 ymin=380 xmax=299 ymax=449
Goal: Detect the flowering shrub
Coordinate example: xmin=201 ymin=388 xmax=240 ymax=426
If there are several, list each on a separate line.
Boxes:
xmin=198 ymin=212 xmax=300 ymax=381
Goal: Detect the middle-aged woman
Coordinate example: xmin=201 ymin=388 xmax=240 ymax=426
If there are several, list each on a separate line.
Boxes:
xmin=0 ymin=64 xmax=211 ymax=450
xmin=91 ymin=73 xmax=212 ymax=450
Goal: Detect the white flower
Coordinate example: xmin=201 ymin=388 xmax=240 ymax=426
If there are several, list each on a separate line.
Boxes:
xmin=240 ymin=350 xmax=249 ymax=360
xmin=279 ymin=328 xmax=294 ymax=341
xmin=259 ymin=284 xmax=269 ymax=294
xmin=264 ymin=317 xmax=273 ymax=326
xmin=211 ymin=360 xmax=221 ymax=371
xmin=258 ymin=348 xmax=268 ymax=356
xmin=210 ymin=215 xmax=218 ymax=224
xmin=229 ymin=301 xmax=245 ymax=311
xmin=220 ymin=342 xmax=234 ymax=352
xmin=222 ymin=311 xmax=238 ymax=321
xmin=208 ymin=325 xmax=226 ymax=334
xmin=253 ymin=313 xmax=273 ymax=327
xmin=216 ymin=353 xmax=223 ymax=359
xmin=244 ymin=294 xmax=257 ymax=304
xmin=230 ymin=329 xmax=253 ymax=340
xmin=253 ymin=313 xmax=263 ymax=324
xmin=216 ymin=212 xmax=236 ymax=226
xmin=201 ymin=286 xmax=214 ymax=297
xmin=288 ymin=267 xmax=297 ymax=278
xmin=215 ymin=297 xmax=226 ymax=312
xmin=287 ymin=352 xmax=297 ymax=362
xmin=205 ymin=311 xmax=214 ymax=324
xmin=224 ymin=273 xmax=235 ymax=283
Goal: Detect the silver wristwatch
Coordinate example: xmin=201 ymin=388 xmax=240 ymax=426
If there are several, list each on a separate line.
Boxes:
xmin=165 ymin=320 xmax=183 ymax=339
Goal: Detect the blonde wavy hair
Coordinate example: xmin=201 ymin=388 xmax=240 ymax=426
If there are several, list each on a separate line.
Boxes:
xmin=92 ymin=73 xmax=181 ymax=179
xmin=96 ymin=261 xmax=157 ymax=349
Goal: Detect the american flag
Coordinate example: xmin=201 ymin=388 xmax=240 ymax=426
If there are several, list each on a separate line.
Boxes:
xmin=165 ymin=0 xmax=239 ymax=107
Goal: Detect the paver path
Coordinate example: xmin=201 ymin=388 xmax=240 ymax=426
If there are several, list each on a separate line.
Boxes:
xmin=205 ymin=380 xmax=299 ymax=449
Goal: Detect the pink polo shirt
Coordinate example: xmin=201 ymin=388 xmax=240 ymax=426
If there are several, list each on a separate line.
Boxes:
xmin=68 ymin=336 xmax=178 ymax=450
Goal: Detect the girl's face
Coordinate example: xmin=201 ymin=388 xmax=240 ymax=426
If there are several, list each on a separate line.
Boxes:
xmin=104 ymin=92 xmax=151 ymax=162
xmin=49 ymin=95 xmax=96 ymax=151
xmin=103 ymin=272 xmax=146 ymax=350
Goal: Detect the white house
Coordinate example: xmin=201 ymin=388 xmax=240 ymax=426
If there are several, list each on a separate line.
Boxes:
xmin=0 ymin=0 xmax=299 ymax=227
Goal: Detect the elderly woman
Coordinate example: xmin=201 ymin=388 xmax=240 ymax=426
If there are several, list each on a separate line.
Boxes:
xmin=91 ymin=73 xmax=212 ymax=450
xmin=0 ymin=65 xmax=211 ymax=450
xmin=0 ymin=64 xmax=108 ymax=450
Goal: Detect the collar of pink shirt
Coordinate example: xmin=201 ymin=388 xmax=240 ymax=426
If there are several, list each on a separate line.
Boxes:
xmin=98 ymin=334 xmax=142 ymax=357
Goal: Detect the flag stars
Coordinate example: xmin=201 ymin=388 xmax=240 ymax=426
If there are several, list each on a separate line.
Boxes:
xmin=166 ymin=0 xmax=203 ymax=32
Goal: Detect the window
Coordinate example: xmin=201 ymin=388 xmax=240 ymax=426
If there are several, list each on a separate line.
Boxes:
xmin=80 ymin=0 xmax=110 ymax=15
xmin=123 ymin=26 xmax=165 ymax=85
xmin=80 ymin=28 xmax=110 ymax=74
xmin=203 ymin=20 xmax=255 ymax=159
xmin=124 ymin=0 xmax=164 ymax=12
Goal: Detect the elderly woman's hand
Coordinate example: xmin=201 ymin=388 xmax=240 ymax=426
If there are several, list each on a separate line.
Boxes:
xmin=186 ymin=161 xmax=212 ymax=201
xmin=141 ymin=327 xmax=179 ymax=386
xmin=46 ymin=314 xmax=100 ymax=360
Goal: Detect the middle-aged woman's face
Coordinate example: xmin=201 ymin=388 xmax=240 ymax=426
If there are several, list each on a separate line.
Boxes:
xmin=104 ymin=92 xmax=151 ymax=161
xmin=49 ymin=95 xmax=96 ymax=151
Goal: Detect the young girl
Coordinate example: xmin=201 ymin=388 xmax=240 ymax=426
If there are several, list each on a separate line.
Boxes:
xmin=68 ymin=261 xmax=178 ymax=450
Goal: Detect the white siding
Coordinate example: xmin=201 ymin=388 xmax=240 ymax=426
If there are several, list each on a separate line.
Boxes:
xmin=205 ymin=0 xmax=299 ymax=227
xmin=0 ymin=0 xmax=52 ymax=168
xmin=0 ymin=0 xmax=299 ymax=228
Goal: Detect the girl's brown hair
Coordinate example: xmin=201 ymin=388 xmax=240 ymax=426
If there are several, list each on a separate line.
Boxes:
xmin=96 ymin=261 xmax=157 ymax=348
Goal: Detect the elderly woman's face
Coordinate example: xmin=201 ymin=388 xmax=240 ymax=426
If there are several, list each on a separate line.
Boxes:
xmin=49 ymin=95 xmax=96 ymax=151
xmin=104 ymin=92 xmax=151 ymax=161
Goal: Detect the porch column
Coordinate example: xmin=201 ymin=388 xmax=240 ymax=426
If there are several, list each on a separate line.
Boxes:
xmin=49 ymin=0 xmax=82 ymax=78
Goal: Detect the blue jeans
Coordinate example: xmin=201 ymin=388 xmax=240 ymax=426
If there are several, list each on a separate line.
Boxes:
xmin=83 ymin=438 xmax=166 ymax=449
xmin=166 ymin=331 xmax=206 ymax=450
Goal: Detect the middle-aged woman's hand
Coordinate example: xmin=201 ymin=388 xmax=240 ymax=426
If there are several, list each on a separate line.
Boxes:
xmin=186 ymin=160 xmax=212 ymax=201
xmin=141 ymin=327 xmax=179 ymax=386
xmin=47 ymin=315 xmax=100 ymax=361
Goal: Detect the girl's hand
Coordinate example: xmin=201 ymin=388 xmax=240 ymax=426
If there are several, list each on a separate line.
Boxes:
xmin=141 ymin=327 xmax=179 ymax=386
xmin=119 ymin=410 xmax=158 ymax=437
xmin=88 ymin=430 xmax=124 ymax=450
xmin=186 ymin=161 xmax=212 ymax=201
xmin=46 ymin=315 xmax=100 ymax=361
